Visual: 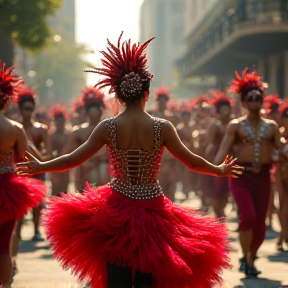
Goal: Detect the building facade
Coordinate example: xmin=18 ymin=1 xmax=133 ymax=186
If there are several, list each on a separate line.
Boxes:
xmin=140 ymin=0 xmax=185 ymax=87
xmin=178 ymin=0 xmax=288 ymax=97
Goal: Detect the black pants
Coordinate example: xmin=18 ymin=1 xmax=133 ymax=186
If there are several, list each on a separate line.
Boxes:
xmin=107 ymin=263 xmax=152 ymax=288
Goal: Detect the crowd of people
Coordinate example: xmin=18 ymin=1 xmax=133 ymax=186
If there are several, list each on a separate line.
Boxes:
xmin=0 ymin=33 xmax=288 ymax=288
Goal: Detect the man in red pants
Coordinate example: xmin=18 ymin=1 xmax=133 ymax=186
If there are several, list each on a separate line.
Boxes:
xmin=215 ymin=68 xmax=281 ymax=276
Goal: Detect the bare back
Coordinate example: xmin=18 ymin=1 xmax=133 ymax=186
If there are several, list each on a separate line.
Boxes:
xmin=0 ymin=114 xmax=27 ymax=160
xmin=113 ymin=111 xmax=158 ymax=151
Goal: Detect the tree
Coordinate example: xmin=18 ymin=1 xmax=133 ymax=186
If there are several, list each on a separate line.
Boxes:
xmin=28 ymin=38 xmax=87 ymax=106
xmin=0 ymin=0 xmax=62 ymax=66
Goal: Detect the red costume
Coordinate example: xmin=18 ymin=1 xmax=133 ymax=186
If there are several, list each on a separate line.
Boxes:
xmin=0 ymin=62 xmax=46 ymax=254
xmin=43 ymin=34 xmax=229 ymax=288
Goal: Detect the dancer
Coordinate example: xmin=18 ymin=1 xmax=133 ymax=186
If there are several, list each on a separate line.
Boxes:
xmin=276 ymin=100 xmax=288 ymax=251
xmin=15 ymin=86 xmax=48 ymax=241
xmin=0 ymin=62 xmax=45 ymax=286
xmin=17 ymin=33 xmax=243 ymax=288
xmin=47 ymin=104 xmax=71 ymax=196
xmin=215 ymin=68 xmax=281 ymax=276
xmin=63 ymin=87 xmax=108 ymax=191
xmin=151 ymin=86 xmax=179 ymax=201
xmin=205 ymin=91 xmax=233 ymax=218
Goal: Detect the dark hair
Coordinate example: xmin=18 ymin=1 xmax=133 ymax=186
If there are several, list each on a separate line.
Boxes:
xmin=18 ymin=96 xmax=36 ymax=108
xmin=241 ymin=88 xmax=263 ymax=102
xmin=0 ymin=93 xmax=8 ymax=110
xmin=215 ymin=100 xmax=231 ymax=113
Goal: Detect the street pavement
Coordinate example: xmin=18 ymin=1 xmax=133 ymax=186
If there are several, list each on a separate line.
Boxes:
xmin=12 ymin=189 xmax=288 ymax=288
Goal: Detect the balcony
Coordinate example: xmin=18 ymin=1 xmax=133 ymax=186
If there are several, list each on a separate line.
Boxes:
xmin=178 ymin=0 xmax=288 ymax=77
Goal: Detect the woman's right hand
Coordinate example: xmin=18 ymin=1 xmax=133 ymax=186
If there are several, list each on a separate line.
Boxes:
xmin=218 ymin=155 xmax=244 ymax=178
xmin=16 ymin=151 xmax=43 ymax=176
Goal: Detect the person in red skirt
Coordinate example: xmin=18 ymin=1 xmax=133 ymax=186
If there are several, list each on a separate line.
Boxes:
xmin=0 ymin=61 xmax=46 ymax=286
xmin=16 ymin=33 xmax=243 ymax=288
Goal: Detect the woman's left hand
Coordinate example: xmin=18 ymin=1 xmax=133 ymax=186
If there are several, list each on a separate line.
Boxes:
xmin=16 ymin=151 xmax=43 ymax=176
xmin=218 ymin=155 xmax=244 ymax=178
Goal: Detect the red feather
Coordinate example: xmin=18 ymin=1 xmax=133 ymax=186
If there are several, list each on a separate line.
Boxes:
xmin=80 ymin=87 xmax=106 ymax=109
xmin=50 ymin=104 xmax=69 ymax=119
xmin=154 ymin=86 xmax=170 ymax=101
xmin=0 ymin=61 xmax=23 ymax=98
xmin=15 ymin=86 xmax=36 ymax=104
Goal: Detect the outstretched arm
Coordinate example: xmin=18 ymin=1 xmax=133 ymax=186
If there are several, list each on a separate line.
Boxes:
xmin=162 ymin=121 xmax=242 ymax=177
xmin=17 ymin=121 xmax=108 ymax=175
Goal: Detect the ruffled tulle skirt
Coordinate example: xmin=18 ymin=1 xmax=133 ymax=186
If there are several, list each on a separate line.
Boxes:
xmin=0 ymin=172 xmax=46 ymax=226
xmin=43 ymin=184 xmax=230 ymax=288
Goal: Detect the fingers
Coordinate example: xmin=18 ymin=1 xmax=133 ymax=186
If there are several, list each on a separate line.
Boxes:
xmin=25 ymin=151 xmax=37 ymax=161
xmin=16 ymin=162 xmax=30 ymax=167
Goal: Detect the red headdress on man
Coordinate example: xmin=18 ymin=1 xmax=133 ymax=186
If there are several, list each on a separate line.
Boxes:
xmin=80 ymin=87 xmax=106 ymax=110
xmin=15 ymin=86 xmax=37 ymax=106
xmin=50 ymin=104 xmax=69 ymax=119
xmin=84 ymin=32 xmax=154 ymax=102
xmin=279 ymin=99 xmax=288 ymax=118
xmin=0 ymin=61 xmax=23 ymax=109
xmin=190 ymin=94 xmax=210 ymax=109
xmin=155 ymin=86 xmax=170 ymax=101
xmin=210 ymin=91 xmax=234 ymax=112
xmin=263 ymin=94 xmax=281 ymax=115
xmin=228 ymin=67 xmax=267 ymax=101
xmin=72 ymin=98 xmax=83 ymax=113
xmin=179 ymin=101 xmax=191 ymax=113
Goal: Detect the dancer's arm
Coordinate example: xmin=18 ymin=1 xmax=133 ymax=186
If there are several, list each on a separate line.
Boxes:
xmin=163 ymin=121 xmax=242 ymax=177
xmin=16 ymin=121 xmax=108 ymax=175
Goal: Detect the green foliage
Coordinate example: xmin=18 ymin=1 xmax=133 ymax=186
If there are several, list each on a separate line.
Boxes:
xmin=0 ymin=0 xmax=62 ymax=50
xmin=28 ymin=39 xmax=87 ymax=105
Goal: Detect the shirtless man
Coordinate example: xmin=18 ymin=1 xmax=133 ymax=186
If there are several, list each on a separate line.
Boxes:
xmin=47 ymin=104 xmax=71 ymax=196
xmin=215 ymin=68 xmax=281 ymax=276
xmin=63 ymin=87 xmax=108 ymax=192
xmin=276 ymin=100 xmax=288 ymax=251
xmin=151 ymin=86 xmax=180 ymax=201
xmin=16 ymin=87 xmax=48 ymax=241
xmin=177 ymin=103 xmax=195 ymax=198
xmin=205 ymin=92 xmax=232 ymax=218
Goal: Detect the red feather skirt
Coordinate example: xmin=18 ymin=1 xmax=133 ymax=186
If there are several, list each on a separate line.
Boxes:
xmin=43 ymin=184 xmax=230 ymax=288
xmin=0 ymin=173 xmax=46 ymax=226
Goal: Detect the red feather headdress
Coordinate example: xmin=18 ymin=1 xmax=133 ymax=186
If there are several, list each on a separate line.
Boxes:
xmin=210 ymin=91 xmax=234 ymax=108
xmin=179 ymin=101 xmax=191 ymax=112
xmin=0 ymin=61 xmax=23 ymax=107
xmin=72 ymin=98 xmax=83 ymax=113
xmin=15 ymin=86 xmax=37 ymax=105
xmin=279 ymin=99 xmax=288 ymax=117
xmin=263 ymin=94 xmax=281 ymax=114
xmin=50 ymin=104 xmax=69 ymax=119
xmin=167 ymin=100 xmax=179 ymax=112
xmin=84 ymin=32 xmax=154 ymax=100
xmin=154 ymin=86 xmax=170 ymax=101
xmin=190 ymin=94 xmax=210 ymax=107
xmin=80 ymin=87 xmax=106 ymax=109
xmin=228 ymin=67 xmax=267 ymax=101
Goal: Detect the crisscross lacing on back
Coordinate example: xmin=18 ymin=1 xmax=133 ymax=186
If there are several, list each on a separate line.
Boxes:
xmin=105 ymin=117 xmax=165 ymax=200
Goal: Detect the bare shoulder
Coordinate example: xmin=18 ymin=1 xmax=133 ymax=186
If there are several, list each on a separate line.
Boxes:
xmin=262 ymin=117 xmax=278 ymax=127
xmin=33 ymin=121 xmax=48 ymax=131
xmin=8 ymin=119 xmax=24 ymax=133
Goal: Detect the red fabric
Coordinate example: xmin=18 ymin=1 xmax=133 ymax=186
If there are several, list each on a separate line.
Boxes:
xmin=230 ymin=170 xmax=270 ymax=254
xmin=215 ymin=177 xmax=229 ymax=199
xmin=0 ymin=173 xmax=46 ymax=226
xmin=43 ymin=184 xmax=230 ymax=288
xmin=0 ymin=218 xmax=15 ymax=254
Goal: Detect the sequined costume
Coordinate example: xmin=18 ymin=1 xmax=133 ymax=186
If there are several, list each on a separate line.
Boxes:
xmin=43 ymin=117 xmax=230 ymax=288
xmin=0 ymin=150 xmax=46 ymax=227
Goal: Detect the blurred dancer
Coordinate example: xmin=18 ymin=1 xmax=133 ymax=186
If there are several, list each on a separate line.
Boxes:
xmin=215 ymin=68 xmax=281 ymax=276
xmin=17 ymin=33 xmax=242 ymax=288
xmin=16 ymin=87 xmax=48 ymax=241
xmin=151 ymin=86 xmax=179 ymax=201
xmin=276 ymin=100 xmax=288 ymax=251
xmin=63 ymin=88 xmax=108 ymax=192
xmin=263 ymin=94 xmax=282 ymax=229
xmin=205 ymin=91 xmax=233 ymax=218
xmin=0 ymin=62 xmax=45 ymax=286
xmin=177 ymin=102 xmax=195 ymax=198
xmin=47 ymin=104 xmax=71 ymax=196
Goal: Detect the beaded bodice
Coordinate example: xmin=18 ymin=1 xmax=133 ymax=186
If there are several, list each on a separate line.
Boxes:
xmin=105 ymin=117 xmax=165 ymax=200
xmin=0 ymin=150 xmax=14 ymax=175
